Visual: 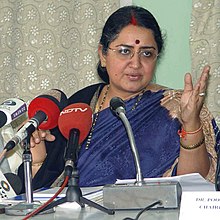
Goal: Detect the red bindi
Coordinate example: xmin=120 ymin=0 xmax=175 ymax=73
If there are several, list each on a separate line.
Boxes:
xmin=135 ymin=39 xmax=140 ymax=44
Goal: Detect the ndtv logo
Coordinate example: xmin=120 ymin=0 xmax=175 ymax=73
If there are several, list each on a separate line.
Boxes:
xmin=60 ymin=107 xmax=88 ymax=115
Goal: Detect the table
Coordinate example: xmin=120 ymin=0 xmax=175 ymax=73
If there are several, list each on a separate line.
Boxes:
xmin=2 ymin=172 xmax=213 ymax=219
xmin=1 ymin=205 xmax=179 ymax=220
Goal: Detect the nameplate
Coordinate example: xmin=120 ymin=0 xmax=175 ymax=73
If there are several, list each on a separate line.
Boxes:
xmin=179 ymin=191 xmax=220 ymax=220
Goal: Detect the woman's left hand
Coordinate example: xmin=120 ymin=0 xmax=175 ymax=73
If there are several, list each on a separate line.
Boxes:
xmin=180 ymin=65 xmax=210 ymax=130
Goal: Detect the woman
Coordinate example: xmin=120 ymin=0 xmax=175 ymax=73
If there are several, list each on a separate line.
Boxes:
xmin=18 ymin=5 xmax=219 ymax=192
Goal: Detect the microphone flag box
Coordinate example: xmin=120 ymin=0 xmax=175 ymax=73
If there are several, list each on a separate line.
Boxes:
xmin=103 ymin=181 xmax=182 ymax=210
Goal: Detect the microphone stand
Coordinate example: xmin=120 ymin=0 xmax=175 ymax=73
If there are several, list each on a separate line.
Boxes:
xmin=38 ymin=166 xmax=115 ymax=215
xmin=103 ymin=99 xmax=182 ymax=210
xmin=5 ymin=131 xmax=55 ymax=216
xmin=119 ymin=113 xmax=144 ymax=186
xmin=37 ymin=129 xmax=114 ymax=215
xmin=23 ymin=136 xmax=33 ymax=204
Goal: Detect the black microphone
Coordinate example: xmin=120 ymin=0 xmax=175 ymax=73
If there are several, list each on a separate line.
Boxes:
xmin=110 ymin=97 xmax=143 ymax=185
xmin=110 ymin=97 xmax=126 ymax=116
xmin=37 ymin=104 xmax=115 ymax=216
xmin=4 ymin=89 xmax=67 ymax=152
xmin=58 ymin=103 xmax=93 ymax=177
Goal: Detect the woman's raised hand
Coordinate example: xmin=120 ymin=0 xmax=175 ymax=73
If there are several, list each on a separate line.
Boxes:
xmin=180 ymin=65 xmax=210 ymax=130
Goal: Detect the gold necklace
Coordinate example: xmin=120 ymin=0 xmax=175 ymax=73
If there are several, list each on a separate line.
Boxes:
xmin=131 ymin=88 xmax=146 ymax=110
xmin=85 ymin=85 xmax=146 ymax=150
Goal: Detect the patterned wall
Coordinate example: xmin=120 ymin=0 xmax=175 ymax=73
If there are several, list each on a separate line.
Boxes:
xmin=0 ymin=0 xmax=120 ymax=103
xmin=190 ymin=0 xmax=220 ymax=126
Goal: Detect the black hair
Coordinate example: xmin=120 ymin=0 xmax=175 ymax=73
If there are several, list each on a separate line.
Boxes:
xmin=97 ymin=5 xmax=164 ymax=83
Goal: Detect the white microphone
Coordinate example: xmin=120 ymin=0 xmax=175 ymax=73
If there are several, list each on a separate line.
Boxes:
xmin=4 ymin=111 xmax=47 ymax=152
xmin=0 ymin=98 xmax=27 ymax=128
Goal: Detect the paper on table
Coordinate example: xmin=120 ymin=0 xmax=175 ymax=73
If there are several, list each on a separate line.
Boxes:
xmin=115 ymin=173 xmax=215 ymax=192
xmin=3 ymin=186 xmax=103 ymax=210
xmin=32 ymin=186 xmax=103 ymax=209
xmin=33 ymin=186 xmax=103 ymax=202
xmin=179 ymin=191 xmax=220 ymax=220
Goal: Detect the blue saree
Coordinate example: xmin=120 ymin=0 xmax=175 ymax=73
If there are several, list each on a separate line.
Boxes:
xmin=77 ymin=89 xmax=182 ymax=186
xmin=18 ymin=84 xmax=219 ymax=192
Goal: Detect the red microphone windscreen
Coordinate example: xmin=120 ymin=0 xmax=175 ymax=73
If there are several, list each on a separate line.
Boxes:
xmin=28 ymin=89 xmax=67 ymax=130
xmin=58 ymin=103 xmax=92 ymax=144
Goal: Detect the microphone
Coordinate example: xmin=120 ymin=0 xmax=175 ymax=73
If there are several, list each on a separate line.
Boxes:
xmin=0 ymin=98 xmax=27 ymax=128
xmin=110 ymin=96 xmax=126 ymax=116
xmin=58 ymin=103 xmax=92 ymax=176
xmin=4 ymin=89 xmax=68 ymax=152
xmin=110 ymin=97 xmax=143 ymax=185
xmin=38 ymin=104 xmax=114 ymax=216
xmin=103 ymin=97 xmax=182 ymax=210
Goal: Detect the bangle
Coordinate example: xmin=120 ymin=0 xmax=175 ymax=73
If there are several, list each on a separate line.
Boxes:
xmin=32 ymin=161 xmax=44 ymax=167
xmin=180 ymin=137 xmax=205 ymax=150
xmin=32 ymin=154 xmax=47 ymax=167
xmin=178 ymin=124 xmax=203 ymax=138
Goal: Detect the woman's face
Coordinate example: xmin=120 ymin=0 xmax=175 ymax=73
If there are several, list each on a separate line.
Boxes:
xmin=99 ymin=24 xmax=158 ymax=98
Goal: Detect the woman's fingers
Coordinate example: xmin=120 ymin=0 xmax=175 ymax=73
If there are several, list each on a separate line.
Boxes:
xmin=44 ymin=130 xmax=56 ymax=142
xmin=183 ymin=73 xmax=193 ymax=93
xmin=180 ymin=65 xmax=210 ymax=127
xmin=30 ymin=130 xmax=55 ymax=147
xmin=198 ymin=65 xmax=210 ymax=96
